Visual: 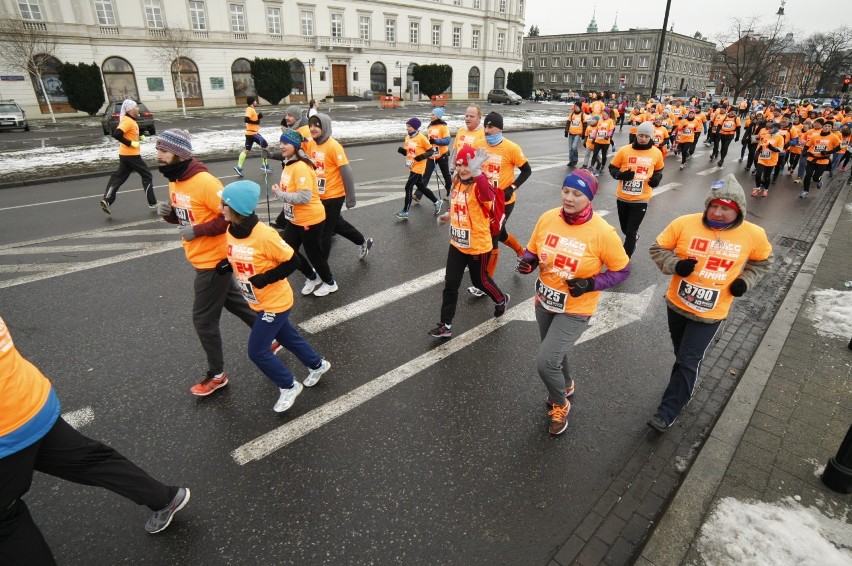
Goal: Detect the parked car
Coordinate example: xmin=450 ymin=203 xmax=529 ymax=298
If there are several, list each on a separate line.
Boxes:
xmin=0 ymin=100 xmax=29 ymax=132
xmin=559 ymin=92 xmax=579 ymax=103
xmin=101 ymin=101 xmax=156 ymax=136
xmin=487 ymin=88 xmax=522 ymax=105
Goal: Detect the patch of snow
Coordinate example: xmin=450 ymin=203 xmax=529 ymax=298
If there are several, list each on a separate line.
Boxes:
xmin=806 ymin=289 xmax=852 ymax=340
xmin=696 ymin=497 xmax=852 ymax=566
xmin=845 ymin=203 xmax=852 ymax=214
xmin=806 ymin=458 xmax=827 ymax=478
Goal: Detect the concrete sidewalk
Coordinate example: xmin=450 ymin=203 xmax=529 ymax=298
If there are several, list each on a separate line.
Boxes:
xmin=638 ymin=179 xmax=852 ymax=565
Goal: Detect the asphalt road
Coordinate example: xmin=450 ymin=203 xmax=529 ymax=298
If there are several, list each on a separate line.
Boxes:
xmin=0 ymin=128 xmax=835 ymax=565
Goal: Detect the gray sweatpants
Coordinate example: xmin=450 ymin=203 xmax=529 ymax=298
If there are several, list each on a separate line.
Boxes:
xmin=535 ymin=302 xmax=589 ymax=407
xmin=192 ymin=268 xmax=257 ymax=375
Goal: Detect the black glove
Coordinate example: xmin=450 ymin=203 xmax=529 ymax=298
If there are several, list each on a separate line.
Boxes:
xmin=648 ymin=171 xmax=663 ymax=188
xmin=249 ymin=272 xmax=272 ymax=289
xmin=566 ymin=277 xmax=595 ymax=297
xmin=257 ymin=113 xmax=263 ymax=119
xmin=735 ymin=134 xmax=740 ymax=142
xmin=616 ymin=169 xmax=635 ymax=181
xmin=397 ymin=147 xmax=407 ymax=156
xmin=517 ymin=257 xmax=539 ymax=274
xmin=674 ymin=258 xmax=698 ymax=277
xmin=729 ymin=278 xmax=747 ymax=297
xmin=429 ymin=137 xmax=437 ymax=143
xmin=414 ymin=153 xmax=427 ymax=162
xmin=215 ymin=258 xmax=233 ymax=275
xmin=564 ymin=130 xmax=570 ymax=138
xmin=503 ymin=185 xmax=515 ymax=201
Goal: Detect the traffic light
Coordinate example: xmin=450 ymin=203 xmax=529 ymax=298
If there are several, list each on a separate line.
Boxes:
xmin=843 ymin=76 xmax=851 ymax=93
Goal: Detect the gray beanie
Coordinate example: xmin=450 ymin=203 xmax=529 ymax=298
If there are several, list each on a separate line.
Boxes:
xmin=285 ymin=105 xmax=302 ymax=119
xmin=636 ymin=121 xmax=655 ymax=137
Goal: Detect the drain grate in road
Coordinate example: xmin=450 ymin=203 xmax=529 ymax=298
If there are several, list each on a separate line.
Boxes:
xmin=776 ymin=236 xmax=810 ymax=251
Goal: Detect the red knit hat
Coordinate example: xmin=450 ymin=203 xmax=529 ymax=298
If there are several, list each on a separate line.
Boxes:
xmin=710 ymin=198 xmax=740 ymax=214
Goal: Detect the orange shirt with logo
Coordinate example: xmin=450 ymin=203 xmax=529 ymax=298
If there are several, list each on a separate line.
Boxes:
xmin=244 ymin=106 xmax=260 ymax=135
xmin=227 ymin=223 xmax=296 ymax=313
xmin=305 ymin=136 xmax=349 ymax=200
xmin=427 ymin=122 xmax=450 ymax=158
xmin=527 ymin=209 xmax=629 ymax=317
xmin=594 ymin=118 xmax=615 ymax=145
xmin=756 ymin=133 xmax=785 ymax=167
xmin=279 ymin=159 xmax=324 ymax=226
xmin=169 ymin=171 xmax=228 ymax=269
xmin=0 ymin=316 xmax=53 ymax=438
xmin=482 ymin=138 xmax=528 ymax=205
xmin=676 ymin=118 xmax=701 ymax=143
xmin=117 ymin=115 xmax=140 ymax=157
xmin=806 ymin=132 xmax=841 ymax=165
xmin=566 ymin=113 xmax=585 ymax=135
xmin=448 ymin=176 xmax=494 ymax=255
xmin=404 ymin=132 xmax=432 ymax=175
xmin=610 ymin=145 xmax=665 ymax=202
xmin=657 ymin=214 xmax=772 ymax=320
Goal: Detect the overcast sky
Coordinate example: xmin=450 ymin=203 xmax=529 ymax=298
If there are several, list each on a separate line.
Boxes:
xmin=524 ymin=0 xmax=846 ymax=44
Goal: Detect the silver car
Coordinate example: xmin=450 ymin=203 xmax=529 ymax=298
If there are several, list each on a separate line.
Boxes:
xmin=0 ymin=100 xmax=29 ymax=132
xmin=487 ymin=88 xmax=522 ymax=105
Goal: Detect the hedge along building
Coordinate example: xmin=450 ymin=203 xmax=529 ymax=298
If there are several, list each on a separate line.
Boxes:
xmin=522 ymin=14 xmax=714 ymax=100
xmin=1 ymin=0 xmax=525 ymax=116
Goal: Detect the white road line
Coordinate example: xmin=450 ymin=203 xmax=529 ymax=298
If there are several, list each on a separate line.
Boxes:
xmin=0 ymin=186 xmax=168 ymax=212
xmin=98 ymin=228 xmax=181 ymax=237
xmin=300 ymin=268 xmax=446 ymax=334
xmin=1 ymin=242 xmax=161 ymax=255
xmin=0 ymin=241 xmax=181 ymax=289
xmin=232 ymin=297 xmax=534 ymax=464
xmin=0 ymin=219 xmax=161 ymax=251
xmin=63 ymin=406 xmax=94 ymax=429
xmin=697 ymin=166 xmax=724 ymax=176
xmin=652 ymin=182 xmax=682 ymax=196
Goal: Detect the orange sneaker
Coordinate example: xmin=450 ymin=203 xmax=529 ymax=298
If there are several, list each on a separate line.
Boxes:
xmin=548 ymin=400 xmax=571 ymax=436
xmin=190 ymin=372 xmax=228 ymax=396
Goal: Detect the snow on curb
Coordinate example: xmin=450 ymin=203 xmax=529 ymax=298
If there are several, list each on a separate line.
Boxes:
xmin=805 ymin=289 xmax=852 ymax=340
xmin=696 ymin=496 xmax=852 ymax=565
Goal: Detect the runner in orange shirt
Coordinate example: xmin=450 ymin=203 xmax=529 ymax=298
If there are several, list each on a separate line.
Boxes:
xmin=219 ymin=180 xmax=331 ymax=413
xmin=800 ymin=119 xmax=841 ymax=198
xmin=564 ymin=102 xmax=587 ymax=167
xmin=234 ymin=96 xmax=271 ymax=177
xmin=101 ymin=99 xmax=157 ymax=214
xmin=674 ymin=108 xmax=701 ymax=169
xmin=395 ymin=117 xmax=440 ymax=218
xmin=712 ymin=107 xmax=741 ymax=166
xmin=751 ymin=123 xmax=784 ymax=198
xmin=155 ymin=129 xmax=260 ymax=396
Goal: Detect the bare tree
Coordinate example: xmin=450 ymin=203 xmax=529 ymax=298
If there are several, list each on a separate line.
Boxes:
xmin=151 ymin=26 xmax=196 ymax=117
xmin=714 ymin=16 xmax=790 ymax=100
xmin=0 ymin=15 xmax=60 ymax=123
xmin=799 ymin=27 xmax=852 ymax=97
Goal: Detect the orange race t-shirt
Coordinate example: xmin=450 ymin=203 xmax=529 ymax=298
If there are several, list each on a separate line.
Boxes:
xmin=226 ymin=223 xmax=295 ymax=314
xmin=610 ymin=145 xmax=665 ymax=202
xmin=116 ymin=115 xmax=140 ymax=157
xmin=279 ymin=159 xmax=324 ymax=226
xmin=482 ymin=138 xmax=528 ymax=205
xmin=169 ymin=171 xmax=228 ymax=269
xmin=305 ymin=136 xmax=349 ymax=200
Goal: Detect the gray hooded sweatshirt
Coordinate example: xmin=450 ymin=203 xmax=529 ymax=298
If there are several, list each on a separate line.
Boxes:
xmin=310 ymin=113 xmax=357 ymax=208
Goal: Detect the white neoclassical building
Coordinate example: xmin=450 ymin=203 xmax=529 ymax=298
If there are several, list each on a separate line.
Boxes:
xmin=0 ymin=0 xmax=525 ymax=115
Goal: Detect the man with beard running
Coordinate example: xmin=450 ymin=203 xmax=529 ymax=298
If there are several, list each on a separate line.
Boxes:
xmin=154 ymin=129 xmax=262 ymax=396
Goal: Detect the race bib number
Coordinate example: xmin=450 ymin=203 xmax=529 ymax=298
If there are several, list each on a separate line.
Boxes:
xmin=621 ymin=179 xmax=645 ymax=194
xmin=236 ymin=279 xmax=259 ymax=304
xmin=682 ymin=127 xmax=693 ymax=136
xmin=723 ymin=120 xmax=734 ymax=130
xmin=317 ymin=177 xmax=326 ymax=195
xmin=759 ymin=149 xmax=771 ymax=159
xmin=536 ymin=279 xmax=568 ymax=313
xmin=281 ymin=203 xmax=295 ymax=221
xmin=814 ymin=144 xmax=827 ymax=153
xmin=596 ymin=129 xmax=609 ymax=139
xmin=174 ymin=207 xmax=192 ymax=226
xmin=677 ymin=280 xmax=719 ymax=313
xmin=450 ymin=226 xmax=471 ymax=248
xmin=405 ymin=160 xmax=413 ymax=168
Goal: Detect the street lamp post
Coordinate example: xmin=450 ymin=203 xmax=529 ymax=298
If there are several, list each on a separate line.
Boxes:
xmin=307 ymin=58 xmax=315 ymax=102
xmin=395 ymin=61 xmax=403 ymax=100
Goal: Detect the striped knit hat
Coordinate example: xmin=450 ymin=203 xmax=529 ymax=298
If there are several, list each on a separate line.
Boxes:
xmin=155 ymin=129 xmax=193 ymax=159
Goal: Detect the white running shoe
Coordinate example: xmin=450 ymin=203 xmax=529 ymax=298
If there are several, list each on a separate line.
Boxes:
xmin=304 ymin=359 xmax=331 ymax=387
xmin=467 ymin=286 xmax=486 ymax=297
xmin=301 ymin=277 xmax=322 ymax=296
xmin=313 ymin=281 xmax=339 ymax=297
xmin=273 ymin=382 xmax=303 ymax=413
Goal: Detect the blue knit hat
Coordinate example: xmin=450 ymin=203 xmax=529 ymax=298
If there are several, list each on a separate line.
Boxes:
xmin=155 ymin=128 xmax=193 ymax=159
xmin=220 ymin=180 xmax=260 ymax=216
xmin=279 ymin=128 xmax=303 ymax=147
xmin=563 ymin=170 xmax=598 ymax=201
xmin=431 ymin=107 xmax=445 ymax=120
xmin=406 ymin=117 xmax=421 ymax=130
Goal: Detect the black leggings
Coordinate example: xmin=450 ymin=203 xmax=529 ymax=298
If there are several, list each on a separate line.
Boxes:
xmin=788 ymin=153 xmax=801 ymax=171
xmin=616 ymin=200 xmax=648 ymax=257
xmin=320 ymin=196 xmax=365 ymax=260
xmin=680 ymin=141 xmax=696 ymax=164
xmin=283 ymin=220 xmax=334 ymax=283
xmin=440 ymin=245 xmax=504 ymax=324
xmin=715 ymin=134 xmax=735 ymax=161
xmin=422 ymin=154 xmax=452 ymax=197
xmin=0 ymin=417 xmax=176 ymax=566
xmin=745 ymin=143 xmax=759 ymax=169
xmin=803 ymin=161 xmax=828 ymax=191
xmin=591 ymin=143 xmax=610 ymax=170
xmin=403 ymin=172 xmax=436 ymax=212
xmin=754 ymin=164 xmax=772 ymax=190
xmin=103 ymin=155 xmax=156 ymax=206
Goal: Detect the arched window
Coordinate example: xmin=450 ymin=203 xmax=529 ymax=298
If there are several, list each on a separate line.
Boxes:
xmin=370 ymin=62 xmax=387 ymax=95
xmin=171 ymin=57 xmax=203 ymax=107
xmin=494 ymin=67 xmax=505 ymax=89
xmin=231 ymin=58 xmax=254 ymax=104
xmin=102 ymin=57 xmax=139 ymax=102
xmin=29 ymin=54 xmax=71 ymax=113
xmin=468 ymin=66 xmax=480 ymax=98
xmin=289 ymin=59 xmax=307 ymax=102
